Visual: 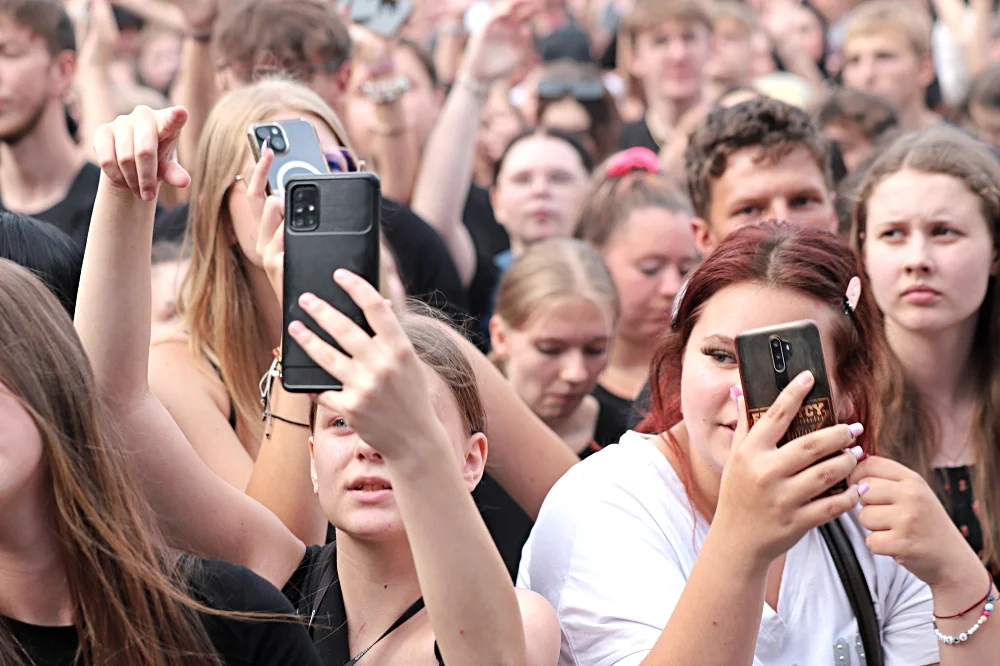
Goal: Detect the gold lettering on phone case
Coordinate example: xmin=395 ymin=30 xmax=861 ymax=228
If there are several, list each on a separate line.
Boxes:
xmin=746 ymin=397 xmax=834 ymax=445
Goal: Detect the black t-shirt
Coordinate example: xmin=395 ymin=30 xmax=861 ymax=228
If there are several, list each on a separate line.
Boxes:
xmin=936 ymin=466 xmax=1000 ymax=587
xmin=153 ymin=199 xmax=469 ymax=320
xmin=618 ymin=117 xmax=659 ymax=153
xmin=473 ymin=473 xmax=534 ymax=581
xmin=592 ymin=383 xmax=643 ymax=446
xmin=6 ymin=558 xmax=321 ymax=666
xmin=462 ymin=185 xmax=509 ymax=344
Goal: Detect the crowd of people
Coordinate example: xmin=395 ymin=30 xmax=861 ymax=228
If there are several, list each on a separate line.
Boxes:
xmin=1 ymin=0 xmax=1000 ymax=664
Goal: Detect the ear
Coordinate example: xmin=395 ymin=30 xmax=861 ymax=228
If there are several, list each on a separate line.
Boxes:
xmin=489 ymin=315 xmax=509 ymax=359
xmin=461 ymin=432 xmax=488 ymax=492
xmin=309 ymin=437 xmax=320 ymax=495
xmin=691 ymin=217 xmax=717 ymax=257
xmin=917 ymin=54 xmax=935 ymax=91
xmin=335 ymin=62 xmax=353 ymax=96
xmin=52 ymin=51 xmax=77 ymax=98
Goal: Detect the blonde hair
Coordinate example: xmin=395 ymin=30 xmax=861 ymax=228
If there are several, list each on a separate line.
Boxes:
xmin=844 ymin=0 xmax=932 ymax=59
xmin=494 ymin=238 xmax=619 ymax=339
xmin=178 ymin=77 xmax=362 ymax=441
xmin=623 ymin=0 xmax=713 ymax=46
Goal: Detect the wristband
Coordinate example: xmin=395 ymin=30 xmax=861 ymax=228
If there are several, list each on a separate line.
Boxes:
xmin=184 ymin=29 xmax=212 ymax=44
xmin=934 ymin=576 xmax=995 ymax=619
xmin=361 ymin=74 xmax=411 ymax=105
xmin=934 ymin=583 xmax=996 ymax=646
xmin=456 ymin=75 xmax=489 ymax=99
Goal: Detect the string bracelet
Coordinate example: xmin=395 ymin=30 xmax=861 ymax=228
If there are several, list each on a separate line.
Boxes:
xmin=934 ymin=581 xmax=996 ymax=646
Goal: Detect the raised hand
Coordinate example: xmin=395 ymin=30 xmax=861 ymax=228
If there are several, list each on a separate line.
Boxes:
xmin=93 ymin=106 xmax=191 ymax=201
xmin=461 ymin=0 xmax=540 ymax=85
xmin=714 ymin=372 xmax=864 ymax=565
xmin=288 ymin=270 xmax=446 ymax=462
xmin=73 ymin=0 xmax=119 ymax=67
xmin=170 ymin=0 xmax=220 ymax=33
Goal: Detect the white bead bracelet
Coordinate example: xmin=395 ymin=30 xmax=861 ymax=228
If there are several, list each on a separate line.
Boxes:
xmin=934 ymin=588 xmax=996 ymax=645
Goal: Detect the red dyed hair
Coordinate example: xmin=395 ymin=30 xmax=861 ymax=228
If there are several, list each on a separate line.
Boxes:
xmin=639 ymin=222 xmax=888 ymax=507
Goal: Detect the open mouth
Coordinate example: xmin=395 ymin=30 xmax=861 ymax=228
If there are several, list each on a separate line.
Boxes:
xmin=351 ymin=482 xmax=392 ymax=492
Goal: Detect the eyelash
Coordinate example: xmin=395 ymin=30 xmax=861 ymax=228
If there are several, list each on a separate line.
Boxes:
xmin=702 ymin=346 xmax=736 ymax=364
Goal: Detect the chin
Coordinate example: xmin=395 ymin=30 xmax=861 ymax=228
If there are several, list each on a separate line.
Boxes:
xmin=336 ymin=514 xmax=407 ymax=542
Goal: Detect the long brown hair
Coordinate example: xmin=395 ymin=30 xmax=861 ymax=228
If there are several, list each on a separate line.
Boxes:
xmin=0 ymin=259 xmax=223 ymax=665
xmin=640 ymin=223 xmax=887 ymax=519
xmin=852 ymin=128 xmax=1000 ymax=567
xmin=178 ymin=78 xmax=356 ymax=441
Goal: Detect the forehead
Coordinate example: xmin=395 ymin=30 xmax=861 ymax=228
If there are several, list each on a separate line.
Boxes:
xmin=867 ymin=169 xmax=985 ymax=221
xmin=502 ymin=136 xmax=584 ymax=173
xmin=693 ymin=282 xmax=840 ymax=344
xmin=844 ymin=30 xmax=914 ymax=55
xmin=0 ymin=16 xmax=43 ymax=44
xmin=519 ymin=298 xmax=615 ymax=338
xmin=710 ymin=145 xmax=830 ymax=204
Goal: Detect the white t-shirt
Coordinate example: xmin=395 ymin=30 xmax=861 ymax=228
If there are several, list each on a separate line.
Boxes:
xmin=517 ymin=431 xmax=940 ymax=666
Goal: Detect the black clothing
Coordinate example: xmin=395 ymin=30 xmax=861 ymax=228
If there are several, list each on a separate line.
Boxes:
xmin=462 ymin=185 xmax=509 ymax=343
xmin=284 ymin=543 xmax=444 ymax=666
xmin=618 ymin=118 xmax=659 ymax=153
xmin=936 ymin=466 xmax=1000 ymax=587
xmin=7 ymin=558 xmax=322 ymax=666
xmin=592 ymin=383 xmax=641 ymax=446
xmin=474 ymin=473 xmax=534 ymax=581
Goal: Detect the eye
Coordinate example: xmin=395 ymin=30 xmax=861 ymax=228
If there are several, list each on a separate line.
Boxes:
xmin=584 ymin=345 xmax=608 ymax=357
xmin=325 ymin=416 xmax=353 ymax=434
xmin=931 ymin=225 xmax=960 ymax=238
xmin=702 ymin=346 xmax=736 ymax=364
xmin=791 ymin=195 xmax=819 ymax=208
xmin=511 ymin=171 xmax=532 ymax=185
xmin=535 ymin=345 xmax=564 ymax=356
xmin=878 ymin=228 xmax=905 ymax=240
xmin=549 ymin=170 xmax=574 ymax=184
xmin=734 ymin=204 xmax=762 ymax=218
xmin=638 ymin=260 xmax=665 ymax=276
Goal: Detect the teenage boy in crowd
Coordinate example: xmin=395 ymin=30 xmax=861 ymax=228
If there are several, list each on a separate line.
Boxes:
xmin=840 ymin=0 xmax=942 ymax=131
xmin=165 ymin=0 xmax=468 ymax=314
xmin=617 ymin=0 xmax=713 ymax=154
xmin=0 ymin=0 xmax=96 ymax=247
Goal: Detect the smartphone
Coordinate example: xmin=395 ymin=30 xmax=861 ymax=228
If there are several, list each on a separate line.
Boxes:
xmin=736 ymin=320 xmax=846 ymax=494
xmin=282 ymin=173 xmax=382 ymax=392
xmin=339 ymin=0 xmax=414 ymax=38
xmin=247 ymin=119 xmax=329 ymax=197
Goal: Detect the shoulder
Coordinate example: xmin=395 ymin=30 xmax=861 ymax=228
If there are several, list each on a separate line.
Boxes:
xmin=514 ymin=589 xmax=560 ymax=666
xmin=193 ymin=558 xmax=297 ymax=615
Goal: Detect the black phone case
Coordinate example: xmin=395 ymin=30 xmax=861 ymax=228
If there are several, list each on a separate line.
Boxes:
xmin=282 ymin=173 xmax=381 ymax=392
xmin=247 ymin=119 xmax=330 ymax=196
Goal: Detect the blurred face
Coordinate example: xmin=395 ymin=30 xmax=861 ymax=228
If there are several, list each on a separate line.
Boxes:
xmin=823 ymin=121 xmax=872 ymax=173
xmin=680 ymin=284 xmax=843 ymax=472
xmin=478 ymin=90 xmax=523 ymax=171
xmin=538 ymin=98 xmax=595 ymax=157
xmin=786 ymin=5 xmax=826 ymax=65
xmin=842 ymin=33 xmax=928 ymax=112
xmin=309 ymin=365 xmax=485 ymax=539
xmin=863 ymin=169 xmax=997 ymax=335
xmin=632 ymin=20 xmax=712 ymax=105
xmin=491 ymin=298 xmax=614 ymax=421
xmin=138 ymin=33 xmax=181 ymax=94
xmin=490 ymin=135 xmax=589 ymax=250
xmin=695 ymin=146 xmax=836 ymax=256
xmin=150 ymin=259 xmax=190 ymax=341
xmin=602 ymin=206 xmax=698 ymax=343
xmin=345 ymin=46 xmax=442 ymax=156
xmin=969 ymin=103 xmax=1000 ymax=151
xmin=0 ymin=380 xmax=46 ymax=515
xmin=706 ymin=17 xmax=753 ymax=86
xmin=227 ymin=111 xmax=345 ymax=268
xmin=0 ymin=17 xmax=72 ymax=143
xmin=750 ymin=31 xmax=778 ymax=78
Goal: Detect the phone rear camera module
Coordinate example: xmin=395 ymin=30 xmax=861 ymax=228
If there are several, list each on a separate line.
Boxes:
xmin=770 ymin=337 xmax=786 ymax=374
xmin=290 ymin=185 xmax=320 ymax=232
xmin=269 ymin=135 xmax=287 ymax=153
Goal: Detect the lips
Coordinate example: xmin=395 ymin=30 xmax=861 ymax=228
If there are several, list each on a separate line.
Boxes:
xmin=347 ymin=477 xmax=392 ymax=492
xmin=902 ymin=285 xmax=941 ymax=304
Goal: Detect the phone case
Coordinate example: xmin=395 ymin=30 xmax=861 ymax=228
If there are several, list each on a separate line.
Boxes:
xmin=247 ymin=119 xmax=330 ymax=197
xmin=281 ymin=173 xmax=381 ymax=392
xmin=364 ymin=0 xmax=414 ymax=38
xmin=736 ymin=320 xmax=837 ymax=446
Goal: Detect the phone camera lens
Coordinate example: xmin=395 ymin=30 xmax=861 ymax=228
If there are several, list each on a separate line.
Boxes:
xmin=269 ymin=135 xmax=287 ymax=153
xmin=254 ymin=126 xmax=270 ymax=141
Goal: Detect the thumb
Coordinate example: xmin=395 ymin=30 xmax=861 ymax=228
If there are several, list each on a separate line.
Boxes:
xmin=156 ymin=106 xmax=189 ymax=143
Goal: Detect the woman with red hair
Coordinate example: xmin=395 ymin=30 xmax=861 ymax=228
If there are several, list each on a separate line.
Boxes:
xmin=518 ymin=222 xmax=999 ymax=665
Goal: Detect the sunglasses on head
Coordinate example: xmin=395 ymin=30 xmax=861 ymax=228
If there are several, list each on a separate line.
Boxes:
xmin=537 ymin=76 xmax=605 ymax=103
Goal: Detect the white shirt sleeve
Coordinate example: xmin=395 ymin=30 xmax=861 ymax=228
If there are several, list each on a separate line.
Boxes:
xmin=879 ymin=557 xmax=940 ymax=666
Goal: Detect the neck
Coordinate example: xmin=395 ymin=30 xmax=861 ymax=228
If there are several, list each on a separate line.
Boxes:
xmin=0 ymin=103 xmax=84 ymax=212
xmin=246 ymin=262 xmax=284 ymax=352
xmin=886 ymin=317 xmax=978 ymax=411
xmin=0 ymin=482 xmax=73 ymax=626
xmin=603 ymin=333 xmax=655 ymax=398
xmin=898 ymin=101 xmax=939 ymax=132
xmin=664 ymin=422 xmax=722 ymax=518
xmin=647 ymin=93 xmax=700 ymax=135
xmin=336 ymin=531 xmax=422 ymax=649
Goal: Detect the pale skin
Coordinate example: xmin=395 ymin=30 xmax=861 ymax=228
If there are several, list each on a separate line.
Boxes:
xmin=78 ymin=106 xmax=561 ymax=665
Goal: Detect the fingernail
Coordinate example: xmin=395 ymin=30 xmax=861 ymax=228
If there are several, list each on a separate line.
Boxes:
xmin=334 ymin=269 xmax=353 ymax=282
xmin=797 ymin=370 xmax=814 ymax=385
xmin=288 ymin=320 xmax=305 ymax=335
xmin=848 ymin=422 xmax=864 ymax=439
xmin=849 ymin=445 xmax=864 ymax=460
xmin=858 ymin=482 xmax=870 ymax=496
xmin=299 ymin=293 xmax=317 ymax=308
xmin=729 ymin=385 xmax=742 ymax=407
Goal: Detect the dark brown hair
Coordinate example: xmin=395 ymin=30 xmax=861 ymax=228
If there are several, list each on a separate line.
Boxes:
xmin=852 ymin=128 xmax=1000 ymax=568
xmin=684 ymin=97 xmax=832 ymax=220
xmin=0 ymin=0 xmax=74 ymax=54
xmin=814 ymin=87 xmax=900 ymax=143
xmin=214 ymin=0 xmax=352 ymax=82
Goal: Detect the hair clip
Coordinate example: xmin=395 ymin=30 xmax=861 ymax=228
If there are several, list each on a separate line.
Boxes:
xmin=606 ymin=147 xmax=660 ymax=178
xmin=844 ymin=276 xmax=862 ymax=316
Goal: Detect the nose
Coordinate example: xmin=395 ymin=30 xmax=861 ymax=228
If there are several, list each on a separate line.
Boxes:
xmin=902 ymin=234 xmax=934 ymax=275
xmin=768 ymin=198 xmax=790 ymax=223
xmin=531 ymin=175 xmax=551 ymax=198
xmin=666 ymin=38 xmax=689 ymax=63
xmin=856 ymin=57 xmax=876 ymax=88
xmin=560 ymin=350 xmax=590 ymax=385
xmin=354 ymin=437 xmax=384 ymax=462
xmin=659 ymin=266 xmax=684 ymax=299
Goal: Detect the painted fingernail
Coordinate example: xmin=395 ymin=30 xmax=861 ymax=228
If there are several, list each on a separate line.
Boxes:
xmin=797 ymin=370 xmax=814 ymax=385
xmin=858 ymin=482 xmax=870 ymax=496
xmin=729 ymin=385 xmax=742 ymax=407
xmin=848 ymin=422 xmax=864 ymax=439
xmin=849 ymin=445 xmax=864 ymax=460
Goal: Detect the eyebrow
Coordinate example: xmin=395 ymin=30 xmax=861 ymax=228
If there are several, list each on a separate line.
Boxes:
xmin=703 ymin=333 xmax=735 ymax=347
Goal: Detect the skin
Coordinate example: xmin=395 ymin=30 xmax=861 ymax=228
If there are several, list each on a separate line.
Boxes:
xmin=137 ymin=33 xmax=181 ymax=94
xmin=841 ymin=32 xmax=935 ymax=129
xmin=691 ymin=146 xmax=837 ymax=257
xmin=969 ymin=102 xmax=1000 ymax=151
xmin=822 ymin=121 xmax=873 ymax=173
xmin=750 ymin=31 xmax=778 ymax=78
xmin=150 ymin=258 xmax=189 ymax=342
xmin=490 ymin=297 xmax=614 ymax=421
xmin=476 ymin=89 xmax=523 ymax=184
xmin=631 ymin=20 xmax=712 ymax=107
xmin=785 ymin=4 xmax=826 ymax=66
xmin=705 ymin=17 xmax=753 ymax=87
xmin=489 ymin=135 xmax=589 ymax=254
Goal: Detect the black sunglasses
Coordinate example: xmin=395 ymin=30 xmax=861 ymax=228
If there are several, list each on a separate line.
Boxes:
xmin=537 ymin=76 xmax=605 ymax=103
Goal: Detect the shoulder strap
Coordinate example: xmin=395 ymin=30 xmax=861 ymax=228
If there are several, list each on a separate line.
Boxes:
xmin=819 ymin=519 xmax=884 ymax=666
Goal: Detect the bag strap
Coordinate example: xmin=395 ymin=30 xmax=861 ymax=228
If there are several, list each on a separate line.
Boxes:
xmin=819 ymin=519 xmax=884 ymax=666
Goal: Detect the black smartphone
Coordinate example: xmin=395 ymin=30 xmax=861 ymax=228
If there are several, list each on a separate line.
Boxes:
xmin=736 ymin=320 xmax=846 ymax=494
xmin=247 ymin=119 xmax=330 ymax=197
xmin=339 ymin=0 xmax=414 ymax=38
xmin=282 ymin=173 xmax=382 ymax=392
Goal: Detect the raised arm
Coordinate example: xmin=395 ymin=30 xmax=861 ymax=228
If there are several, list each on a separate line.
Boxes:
xmin=410 ymin=0 xmax=536 ymax=288
xmin=75 ymin=106 xmax=305 ymax=589
xmin=168 ymin=0 xmax=222 ymax=170
xmin=71 ymin=0 xmax=118 ymax=163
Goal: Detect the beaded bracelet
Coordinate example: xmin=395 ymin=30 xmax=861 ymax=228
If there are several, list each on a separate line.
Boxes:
xmin=934 ymin=586 xmax=996 ymax=645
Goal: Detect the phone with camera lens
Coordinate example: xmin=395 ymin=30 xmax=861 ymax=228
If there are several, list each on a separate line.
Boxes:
xmin=338 ymin=0 xmax=414 ymax=38
xmin=736 ymin=320 xmax=846 ymax=495
xmin=247 ymin=119 xmax=330 ymax=197
xmin=282 ymin=173 xmax=381 ymax=392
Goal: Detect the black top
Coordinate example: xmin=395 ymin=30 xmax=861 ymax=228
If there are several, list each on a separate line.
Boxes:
xmin=284 ymin=543 xmax=444 ymax=666
xmin=617 ymin=117 xmax=659 ymax=153
xmin=463 ymin=185 xmax=509 ymax=342
xmin=6 ymin=558 xmax=321 ymax=666
xmin=936 ymin=466 xmax=1000 ymax=587
xmin=592 ymin=383 xmax=642 ymax=446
